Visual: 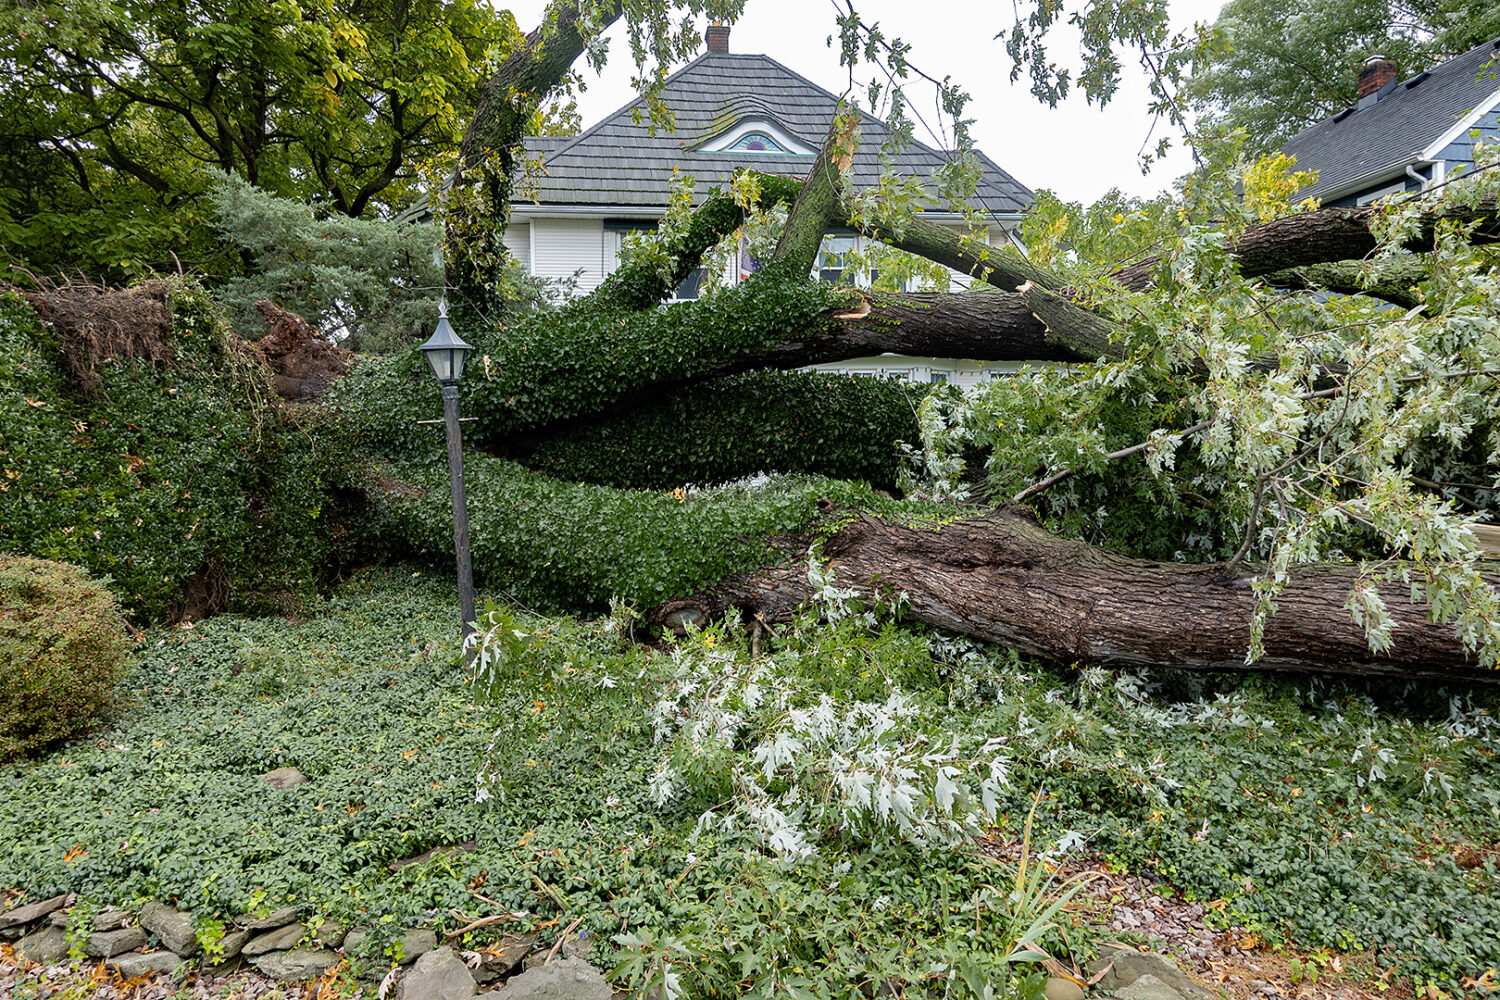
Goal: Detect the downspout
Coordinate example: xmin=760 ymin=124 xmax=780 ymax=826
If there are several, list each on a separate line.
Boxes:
xmin=1406 ymin=161 xmax=1431 ymax=191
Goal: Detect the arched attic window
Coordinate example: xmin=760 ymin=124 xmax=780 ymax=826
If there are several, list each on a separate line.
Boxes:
xmin=701 ymin=119 xmax=816 ymax=156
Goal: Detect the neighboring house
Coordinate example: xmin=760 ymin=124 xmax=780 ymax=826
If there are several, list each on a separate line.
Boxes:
xmin=1281 ymin=39 xmax=1500 ymax=207
xmin=505 ymin=24 xmax=1035 ymax=387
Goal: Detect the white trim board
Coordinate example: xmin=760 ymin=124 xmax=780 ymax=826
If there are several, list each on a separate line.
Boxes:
xmin=1421 ymin=87 xmax=1500 ymax=160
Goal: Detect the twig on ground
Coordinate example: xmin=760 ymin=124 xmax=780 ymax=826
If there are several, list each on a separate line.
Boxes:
xmin=543 ymin=916 xmax=585 ymax=966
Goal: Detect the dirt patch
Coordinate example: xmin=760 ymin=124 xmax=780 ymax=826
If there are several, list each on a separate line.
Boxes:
xmin=975 ymin=836 xmax=1416 ymax=1000
xmin=254 ymin=301 xmax=352 ymax=402
xmin=169 ymin=560 xmax=230 ymax=623
xmin=19 ymin=279 xmax=175 ymax=396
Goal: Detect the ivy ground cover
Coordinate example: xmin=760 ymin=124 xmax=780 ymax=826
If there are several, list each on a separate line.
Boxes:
xmin=3 ymin=568 xmax=1500 ymax=998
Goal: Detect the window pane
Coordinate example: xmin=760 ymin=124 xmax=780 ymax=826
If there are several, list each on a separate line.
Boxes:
xmin=674 ymin=267 xmax=704 ymax=300
xmin=728 ymin=133 xmax=785 ymax=153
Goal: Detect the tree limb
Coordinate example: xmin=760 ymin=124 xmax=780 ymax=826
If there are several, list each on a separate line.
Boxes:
xmin=651 ymin=508 xmax=1500 ymax=683
xmin=772 ymin=108 xmax=861 ymax=275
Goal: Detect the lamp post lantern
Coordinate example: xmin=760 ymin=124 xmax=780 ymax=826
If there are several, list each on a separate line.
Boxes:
xmin=418 ymin=299 xmax=477 ymax=658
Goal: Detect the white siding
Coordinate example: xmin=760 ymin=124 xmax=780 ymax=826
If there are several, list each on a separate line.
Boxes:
xmin=945 ymin=227 xmax=1000 ymax=291
xmin=806 ymin=355 xmax=1026 ymax=387
xmin=502 ymin=222 xmax=531 ymax=272
xmin=530 ymin=218 xmax=606 ymax=292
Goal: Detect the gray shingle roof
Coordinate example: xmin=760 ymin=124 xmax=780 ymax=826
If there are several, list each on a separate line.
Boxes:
xmin=1282 ymin=39 xmax=1500 ymax=197
xmin=515 ymin=52 xmax=1033 ymax=217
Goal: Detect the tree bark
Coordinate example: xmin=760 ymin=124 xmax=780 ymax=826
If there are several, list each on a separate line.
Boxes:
xmin=723 ymin=290 xmax=1086 ymax=372
xmin=1113 ymin=198 xmax=1500 ymax=291
xmin=458 ymin=1 xmax=623 ymax=172
xmin=651 ymin=508 xmax=1500 ymax=683
xmin=773 ymin=109 xmax=861 ymax=274
xmin=1260 ymin=258 xmax=1426 ymax=309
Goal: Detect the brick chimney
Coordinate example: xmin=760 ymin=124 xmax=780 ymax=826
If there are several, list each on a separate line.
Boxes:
xmin=706 ymin=21 xmax=730 ymax=54
xmin=1357 ymin=55 xmax=1398 ymax=100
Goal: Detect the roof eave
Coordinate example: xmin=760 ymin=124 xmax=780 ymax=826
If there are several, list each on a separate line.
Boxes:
xmin=1305 ymin=158 xmax=1423 ymax=203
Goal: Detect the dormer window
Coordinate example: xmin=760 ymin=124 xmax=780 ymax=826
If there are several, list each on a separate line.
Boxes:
xmin=700 ymin=118 xmax=817 ymax=156
xmin=728 ymin=132 xmax=784 ymax=153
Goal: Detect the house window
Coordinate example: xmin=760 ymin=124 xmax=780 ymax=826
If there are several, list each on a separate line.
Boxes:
xmin=727 ymin=133 xmax=785 ymax=153
xmin=700 ymin=120 xmax=818 ymax=156
xmin=672 ymin=267 xmax=705 ymax=301
xmin=817 ymin=236 xmax=857 ymax=285
xmin=929 ymin=372 xmax=948 ymax=385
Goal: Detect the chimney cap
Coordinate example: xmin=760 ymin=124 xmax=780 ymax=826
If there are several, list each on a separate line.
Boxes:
xmin=1363 ymin=53 xmax=1391 ymax=65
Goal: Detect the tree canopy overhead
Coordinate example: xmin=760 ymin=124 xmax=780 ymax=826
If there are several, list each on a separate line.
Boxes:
xmin=1185 ymin=0 xmax=1500 ymax=154
xmin=0 ymin=0 xmax=528 ymax=280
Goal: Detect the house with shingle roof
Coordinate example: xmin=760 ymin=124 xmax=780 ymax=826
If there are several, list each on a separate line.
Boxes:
xmin=501 ymin=25 xmax=1034 ymax=386
xmin=1281 ymin=39 xmax=1500 ymax=206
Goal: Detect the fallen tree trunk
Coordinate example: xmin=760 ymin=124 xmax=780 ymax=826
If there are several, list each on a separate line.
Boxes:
xmin=651 ymin=507 xmax=1500 ymax=683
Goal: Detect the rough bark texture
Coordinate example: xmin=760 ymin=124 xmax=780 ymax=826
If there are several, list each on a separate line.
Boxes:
xmin=652 ymin=508 xmax=1500 ymax=683
xmin=1260 ymin=258 xmax=1426 ymax=309
xmin=869 ymin=215 xmax=1065 ymax=293
xmin=1113 ymin=198 xmax=1500 ymax=291
xmin=458 ymin=1 xmax=623 ymax=172
xmin=726 ymin=291 xmax=1086 ymax=372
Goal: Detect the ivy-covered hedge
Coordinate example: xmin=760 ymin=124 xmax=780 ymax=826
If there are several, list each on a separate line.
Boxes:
xmin=327 ymin=259 xmax=850 ymax=460
xmin=369 ymin=454 xmax=929 ymax=611
xmin=0 ymin=286 xmax=358 ymax=618
xmin=529 ymin=370 xmax=929 ymax=490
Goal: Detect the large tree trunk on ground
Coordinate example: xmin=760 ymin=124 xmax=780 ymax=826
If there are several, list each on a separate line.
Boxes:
xmin=651 ymin=508 xmax=1500 ymax=683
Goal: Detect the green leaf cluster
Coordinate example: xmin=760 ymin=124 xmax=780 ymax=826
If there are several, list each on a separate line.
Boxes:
xmin=0 ymin=0 xmax=525 ymax=282
xmin=0 ymin=287 xmax=360 ymax=618
xmin=326 ymin=258 xmax=848 ymax=459
xmin=0 ymin=555 xmax=132 ymax=761
xmin=206 ymin=172 xmax=443 ymax=354
xmin=369 ymin=453 xmax=919 ymax=612
xmin=529 ymin=370 xmax=928 ymax=490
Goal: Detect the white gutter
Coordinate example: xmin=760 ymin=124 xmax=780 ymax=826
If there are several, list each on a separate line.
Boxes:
xmin=1307 ymin=158 xmax=1420 ymax=204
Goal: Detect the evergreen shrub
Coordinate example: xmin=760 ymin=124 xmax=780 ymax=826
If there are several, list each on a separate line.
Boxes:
xmin=0 ymin=554 xmax=132 ymax=760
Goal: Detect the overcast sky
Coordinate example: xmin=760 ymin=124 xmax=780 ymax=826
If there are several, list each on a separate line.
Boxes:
xmin=502 ymin=0 xmax=1229 ymax=206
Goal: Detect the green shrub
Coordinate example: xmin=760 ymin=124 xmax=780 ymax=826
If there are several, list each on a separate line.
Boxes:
xmin=206 ymin=171 xmax=443 ymax=354
xmin=529 ymin=370 xmax=928 ymax=489
xmin=0 ymin=554 xmax=132 ymax=760
xmin=369 ymin=454 xmax=941 ymax=612
xmin=0 ymin=285 xmax=362 ymax=618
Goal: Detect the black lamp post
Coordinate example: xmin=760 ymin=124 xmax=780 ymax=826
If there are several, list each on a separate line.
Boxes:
xmin=418 ymin=299 xmax=476 ymax=658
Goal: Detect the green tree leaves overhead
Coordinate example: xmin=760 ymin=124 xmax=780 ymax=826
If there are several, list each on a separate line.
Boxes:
xmin=1185 ymin=0 xmax=1500 ymax=155
xmin=0 ymin=0 xmax=525 ymax=280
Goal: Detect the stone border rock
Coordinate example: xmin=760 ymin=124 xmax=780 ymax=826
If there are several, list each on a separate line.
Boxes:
xmin=0 ymin=893 xmax=613 ymax=1000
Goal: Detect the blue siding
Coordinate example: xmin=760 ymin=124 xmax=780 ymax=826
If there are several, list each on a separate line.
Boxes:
xmin=1433 ymin=107 xmax=1500 ymax=173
